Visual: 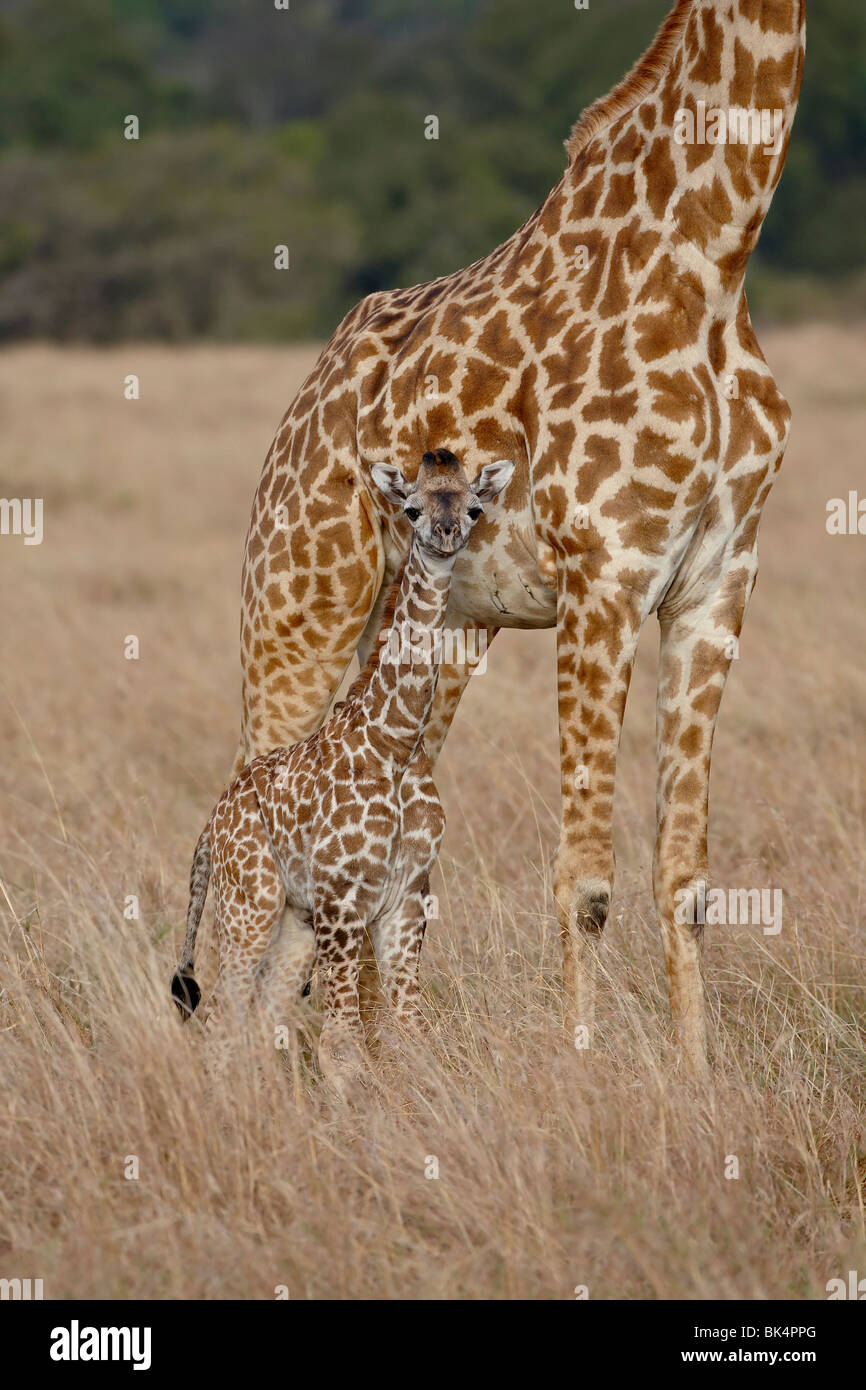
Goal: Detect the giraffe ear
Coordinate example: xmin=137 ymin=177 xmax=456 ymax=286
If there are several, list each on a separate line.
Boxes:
xmin=370 ymin=463 xmax=411 ymax=506
xmin=473 ymin=458 xmax=515 ymax=504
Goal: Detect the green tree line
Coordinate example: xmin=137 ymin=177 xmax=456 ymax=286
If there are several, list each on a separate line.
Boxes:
xmin=0 ymin=0 xmax=863 ymax=340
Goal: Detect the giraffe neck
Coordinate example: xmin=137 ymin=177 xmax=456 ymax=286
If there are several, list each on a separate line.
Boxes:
xmin=563 ymin=0 xmax=805 ymax=294
xmin=664 ymin=1 xmax=806 ymax=267
xmin=357 ymin=541 xmax=454 ymax=768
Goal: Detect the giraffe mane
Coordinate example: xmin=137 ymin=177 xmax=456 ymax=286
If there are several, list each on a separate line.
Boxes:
xmin=344 ymin=554 xmax=409 ymax=704
xmin=565 ymin=0 xmax=692 ymax=163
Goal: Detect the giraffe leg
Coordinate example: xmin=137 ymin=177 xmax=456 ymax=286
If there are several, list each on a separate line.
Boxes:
xmin=371 ymin=877 xmax=430 ymax=1036
xmin=205 ymin=825 xmax=286 ymax=1040
xmin=554 ymin=574 xmax=643 ymax=1046
xmin=237 ymin=469 xmax=384 ymax=771
xmin=654 ymin=547 xmax=758 ymax=1074
xmin=204 ymin=890 xmax=284 ymax=1077
xmin=313 ymin=891 xmax=366 ymax=1093
xmin=357 ymin=924 xmax=383 ymax=1046
xmin=257 ymin=904 xmax=316 ymax=1030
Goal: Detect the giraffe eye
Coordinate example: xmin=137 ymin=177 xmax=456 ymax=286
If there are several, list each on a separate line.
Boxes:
xmin=468 ymin=506 xmax=483 ymax=520
xmin=404 ymin=506 xmax=421 ymax=522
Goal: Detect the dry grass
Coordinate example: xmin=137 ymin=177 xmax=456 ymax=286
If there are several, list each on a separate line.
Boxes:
xmin=0 ymin=329 xmax=864 ymax=1300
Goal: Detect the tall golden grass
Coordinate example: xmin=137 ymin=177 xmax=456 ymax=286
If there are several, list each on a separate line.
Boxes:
xmin=0 ymin=329 xmax=864 ymax=1299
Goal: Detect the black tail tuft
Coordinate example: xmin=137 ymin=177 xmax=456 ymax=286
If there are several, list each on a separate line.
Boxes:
xmin=171 ymin=970 xmax=201 ymax=1019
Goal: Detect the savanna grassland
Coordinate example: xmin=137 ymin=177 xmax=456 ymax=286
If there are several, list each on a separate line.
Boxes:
xmin=0 ymin=327 xmax=864 ymax=1299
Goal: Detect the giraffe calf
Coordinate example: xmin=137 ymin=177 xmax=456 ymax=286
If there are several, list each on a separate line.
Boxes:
xmin=172 ymin=448 xmax=514 ymax=1087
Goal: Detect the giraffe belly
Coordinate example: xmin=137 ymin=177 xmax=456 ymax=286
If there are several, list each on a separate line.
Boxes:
xmin=380 ymin=513 xmax=557 ymax=630
xmin=448 ymin=524 xmax=558 ymax=629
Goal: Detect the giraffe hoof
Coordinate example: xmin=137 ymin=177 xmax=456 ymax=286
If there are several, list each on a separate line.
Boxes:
xmin=317 ymin=1032 xmax=368 ymax=1097
xmin=374 ymin=1016 xmax=427 ymax=1057
xmin=580 ymin=893 xmax=610 ymax=934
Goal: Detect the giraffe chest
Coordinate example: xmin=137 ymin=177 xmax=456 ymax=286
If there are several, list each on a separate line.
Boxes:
xmin=381 ymin=501 xmax=558 ymax=631
xmin=267 ymin=751 xmax=445 ymax=921
xmin=337 ymin=763 xmax=444 ymax=916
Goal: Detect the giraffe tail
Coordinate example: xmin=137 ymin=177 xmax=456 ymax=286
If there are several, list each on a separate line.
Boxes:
xmin=171 ymin=824 xmax=211 ymax=1020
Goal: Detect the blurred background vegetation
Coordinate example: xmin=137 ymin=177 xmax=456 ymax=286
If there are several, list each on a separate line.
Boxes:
xmin=0 ymin=0 xmax=863 ymax=341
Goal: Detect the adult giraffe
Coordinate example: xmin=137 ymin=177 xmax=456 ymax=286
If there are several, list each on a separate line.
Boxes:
xmin=236 ymin=0 xmax=806 ymax=1070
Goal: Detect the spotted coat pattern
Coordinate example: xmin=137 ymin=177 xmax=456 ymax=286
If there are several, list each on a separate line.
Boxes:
xmin=176 ymin=452 xmax=513 ymax=1083
xmin=234 ymin=1 xmax=806 ymax=1070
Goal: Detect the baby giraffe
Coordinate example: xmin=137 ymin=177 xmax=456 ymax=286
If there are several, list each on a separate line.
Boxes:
xmin=172 ymin=447 xmax=514 ymax=1085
